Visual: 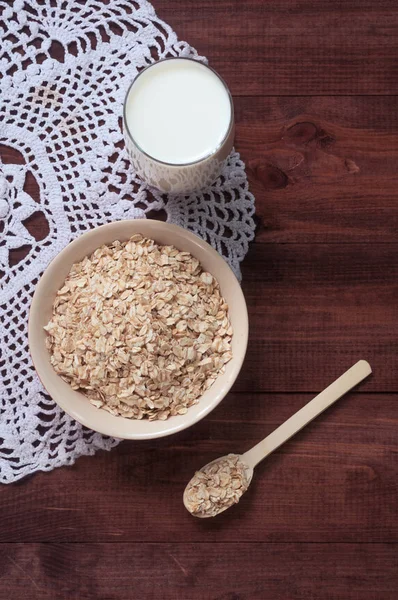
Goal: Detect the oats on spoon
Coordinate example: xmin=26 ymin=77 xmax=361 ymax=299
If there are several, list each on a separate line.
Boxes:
xmin=184 ymin=454 xmax=251 ymax=518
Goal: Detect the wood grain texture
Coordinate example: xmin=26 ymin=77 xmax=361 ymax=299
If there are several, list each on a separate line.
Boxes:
xmin=156 ymin=0 xmax=398 ymax=95
xmin=235 ymin=97 xmax=398 ymax=243
xmin=0 ymin=543 xmax=397 ymax=600
xmin=239 ymin=243 xmax=398 ymax=392
xmin=0 ymin=393 xmax=396 ymax=544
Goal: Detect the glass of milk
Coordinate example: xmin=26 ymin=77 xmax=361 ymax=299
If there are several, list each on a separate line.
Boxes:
xmin=123 ymin=58 xmax=234 ymax=194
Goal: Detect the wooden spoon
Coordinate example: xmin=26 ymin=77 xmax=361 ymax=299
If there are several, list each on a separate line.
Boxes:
xmin=184 ymin=360 xmax=372 ymax=518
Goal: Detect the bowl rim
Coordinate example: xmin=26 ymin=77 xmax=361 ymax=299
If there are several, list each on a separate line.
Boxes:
xmin=28 ymin=220 xmax=248 ymax=439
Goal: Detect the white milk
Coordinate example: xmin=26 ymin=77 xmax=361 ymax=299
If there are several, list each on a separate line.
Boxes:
xmin=124 ymin=59 xmax=232 ymax=165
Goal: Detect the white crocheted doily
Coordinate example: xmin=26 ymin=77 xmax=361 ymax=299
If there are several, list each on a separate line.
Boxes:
xmin=0 ymin=0 xmax=255 ymax=483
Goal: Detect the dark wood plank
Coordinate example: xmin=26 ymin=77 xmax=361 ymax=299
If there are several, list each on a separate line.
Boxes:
xmin=0 ymin=393 xmax=395 ymax=543
xmin=0 ymin=543 xmax=396 ymax=600
xmin=156 ymin=0 xmax=398 ymax=95
xmin=239 ymin=242 xmax=398 ymax=392
xmin=234 ymin=97 xmax=398 ymax=243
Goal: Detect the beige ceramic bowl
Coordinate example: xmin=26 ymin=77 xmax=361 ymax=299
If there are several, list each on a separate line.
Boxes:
xmin=29 ymin=220 xmax=248 ymax=439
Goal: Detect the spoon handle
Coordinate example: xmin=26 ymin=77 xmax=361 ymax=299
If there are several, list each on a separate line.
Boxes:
xmin=242 ymin=360 xmax=372 ymax=469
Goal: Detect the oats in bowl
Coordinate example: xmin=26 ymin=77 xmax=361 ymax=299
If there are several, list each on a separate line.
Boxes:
xmin=44 ymin=234 xmax=233 ymax=421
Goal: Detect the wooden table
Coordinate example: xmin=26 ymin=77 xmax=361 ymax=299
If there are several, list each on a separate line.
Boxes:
xmin=1 ymin=1 xmax=397 ymax=598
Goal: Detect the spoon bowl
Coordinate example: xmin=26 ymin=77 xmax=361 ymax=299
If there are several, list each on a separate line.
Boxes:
xmin=183 ymin=454 xmax=254 ymax=518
